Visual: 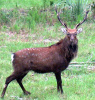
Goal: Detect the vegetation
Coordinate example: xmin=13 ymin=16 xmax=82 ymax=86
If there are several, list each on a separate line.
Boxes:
xmin=91 ymin=1 xmax=95 ymax=18
xmin=0 ymin=0 xmax=95 ymax=100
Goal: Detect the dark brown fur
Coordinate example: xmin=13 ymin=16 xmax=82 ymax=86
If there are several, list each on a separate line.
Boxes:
xmin=1 ymin=35 xmax=78 ymax=97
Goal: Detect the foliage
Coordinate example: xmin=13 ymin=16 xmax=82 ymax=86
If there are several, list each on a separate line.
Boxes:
xmin=54 ymin=0 xmax=87 ymax=27
xmin=91 ymin=1 xmax=95 ymax=18
xmin=0 ymin=10 xmax=10 ymax=25
xmin=0 ymin=0 xmax=91 ymax=33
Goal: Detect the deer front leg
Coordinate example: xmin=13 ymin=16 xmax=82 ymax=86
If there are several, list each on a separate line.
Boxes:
xmin=55 ymin=72 xmax=63 ymax=94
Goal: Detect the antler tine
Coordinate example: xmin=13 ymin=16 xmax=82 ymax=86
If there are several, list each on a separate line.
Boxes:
xmin=55 ymin=6 xmax=67 ymax=28
xmin=76 ymin=10 xmax=89 ymax=29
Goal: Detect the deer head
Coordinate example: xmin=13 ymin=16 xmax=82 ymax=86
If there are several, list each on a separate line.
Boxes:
xmin=55 ymin=6 xmax=89 ymax=43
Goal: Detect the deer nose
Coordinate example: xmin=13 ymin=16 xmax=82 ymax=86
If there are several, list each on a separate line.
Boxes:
xmin=70 ymin=35 xmax=74 ymax=41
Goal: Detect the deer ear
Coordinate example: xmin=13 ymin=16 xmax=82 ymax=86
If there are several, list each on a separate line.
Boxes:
xmin=61 ymin=28 xmax=67 ymax=34
xmin=77 ymin=28 xmax=83 ymax=34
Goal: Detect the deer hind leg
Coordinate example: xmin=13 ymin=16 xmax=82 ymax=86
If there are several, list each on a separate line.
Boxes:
xmin=55 ymin=72 xmax=63 ymax=94
xmin=1 ymin=73 xmax=16 ymax=98
xmin=16 ymin=73 xmax=31 ymax=95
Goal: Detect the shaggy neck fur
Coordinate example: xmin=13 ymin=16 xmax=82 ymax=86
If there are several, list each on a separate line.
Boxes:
xmin=55 ymin=36 xmax=78 ymax=63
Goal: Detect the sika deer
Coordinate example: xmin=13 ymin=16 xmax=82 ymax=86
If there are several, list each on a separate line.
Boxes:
xmin=1 ymin=7 xmax=89 ymax=97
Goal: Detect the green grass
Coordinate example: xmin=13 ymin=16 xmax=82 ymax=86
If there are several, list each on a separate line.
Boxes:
xmin=0 ymin=0 xmax=95 ymax=100
xmin=0 ymin=22 xmax=95 ymax=100
xmin=0 ymin=0 xmax=44 ymax=9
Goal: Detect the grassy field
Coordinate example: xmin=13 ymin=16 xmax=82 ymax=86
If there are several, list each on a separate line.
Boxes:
xmin=0 ymin=0 xmax=95 ymax=100
xmin=0 ymin=23 xmax=95 ymax=100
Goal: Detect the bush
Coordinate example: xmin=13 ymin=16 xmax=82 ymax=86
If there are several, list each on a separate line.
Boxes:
xmin=54 ymin=0 xmax=85 ymax=27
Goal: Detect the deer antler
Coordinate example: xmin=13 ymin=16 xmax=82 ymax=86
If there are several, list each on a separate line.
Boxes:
xmin=76 ymin=10 xmax=89 ymax=29
xmin=55 ymin=6 xmax=68 ymax=28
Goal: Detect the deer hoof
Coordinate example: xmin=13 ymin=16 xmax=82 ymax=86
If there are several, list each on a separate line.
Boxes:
xmin=24 ymin=91 xmax=31 ymax=95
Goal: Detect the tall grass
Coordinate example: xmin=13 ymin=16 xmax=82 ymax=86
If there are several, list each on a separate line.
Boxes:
xmin=91 ymin=1 xmax=95 ymax=18
xmin=0 ymin=7 xmax=52 ymax=33
xmin=54 ymin=0 xmax=87 ymax=27
xmin=0 ymin=0 xmax=92 ymax=33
